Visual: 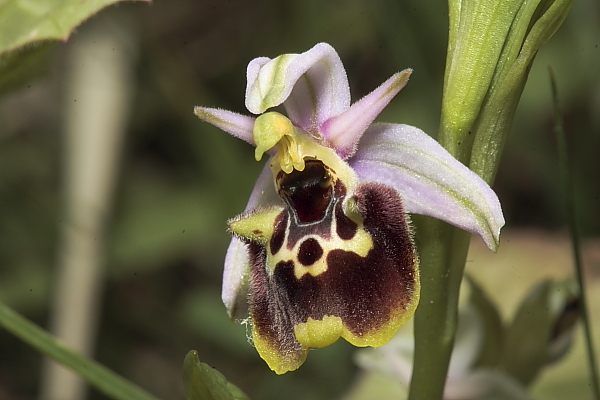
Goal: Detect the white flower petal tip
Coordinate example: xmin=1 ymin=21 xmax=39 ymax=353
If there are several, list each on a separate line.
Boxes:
xmin=245 ymin=43 xmax=350 ymax=131
xmin=222 ymin=237 xmax=250 ymax=320
xmin=323 ymin=69 xmax=413 ymax=159
xmin=350 ymin=123 xmax=505 ymax=251
xmin=194 ymin=106 xmax=256 ymax=145
xmin=221 ymin=162 xmax=280 ymax=319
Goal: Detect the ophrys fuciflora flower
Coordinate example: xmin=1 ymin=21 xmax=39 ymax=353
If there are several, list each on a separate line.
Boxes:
xmin=195 ymin=43 xmax=504 ymax=374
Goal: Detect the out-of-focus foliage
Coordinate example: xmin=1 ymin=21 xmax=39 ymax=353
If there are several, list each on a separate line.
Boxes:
xmin=0 ymin=0 xmax=147 ymax=94
xmin=466 ymin=230 xmax=600 ymax=400
xmin=0 ymin=302 xmax=161 ymax=400
xmin=0 ymin=0 xmax=146 ymax=55
xmin=350 ymin=275 xmax=582 ymax=400
xmin=0 ymin=0 xmax=598 ymax=399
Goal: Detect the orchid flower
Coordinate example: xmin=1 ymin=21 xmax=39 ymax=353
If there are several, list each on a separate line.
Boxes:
xmin=194 ymin=43 xmax=504 ymax=374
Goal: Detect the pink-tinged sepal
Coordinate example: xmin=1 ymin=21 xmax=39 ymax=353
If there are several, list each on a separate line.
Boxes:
xmin=350 ymin=123 xmax=504 ymax=250
xmin=194 ymin=107 xmax=256 ymax=145
xmin=322 ymin=69 xmax=412 ymax=159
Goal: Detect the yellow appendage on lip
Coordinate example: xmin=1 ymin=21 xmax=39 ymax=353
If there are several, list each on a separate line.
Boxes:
xmin=293 ymin=316 xmax=344 ymax=348
xmin=293 ymin=306 xmax=419 ymax=350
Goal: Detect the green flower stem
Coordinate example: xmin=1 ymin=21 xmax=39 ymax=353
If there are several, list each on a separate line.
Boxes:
xmin=409 ymin=0 xmax=575 ymax=398
xmin=0 ymin=301 xmax=161 ymax=400
xmin=415 ymin=3 xmax=523 ymax=393
xmin=550 ymin=71 xmax=600 ymax=399
xmin=409 ymin=217 xmax=471 ymax=400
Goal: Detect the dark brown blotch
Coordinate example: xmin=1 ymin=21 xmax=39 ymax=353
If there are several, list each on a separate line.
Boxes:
xmin=335 ymin=204 xmax=358 ymax=240
xmin=297 ymin=238 xmax=324 ymax=266
xmin=270 ymin=211 xmax=288 ymax=255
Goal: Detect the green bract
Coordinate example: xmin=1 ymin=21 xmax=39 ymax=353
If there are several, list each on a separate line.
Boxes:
xmin=441 ymin=0 xmax=575 ymax=181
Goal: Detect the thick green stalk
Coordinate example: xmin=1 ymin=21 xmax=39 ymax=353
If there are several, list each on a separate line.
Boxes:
xmin=409 ymin=217 xmax=471 ymax=399
xmin=409 ymin=0 xmax=574 ymax=398
xmin=0 ymin=301 xmax=160 ymax=400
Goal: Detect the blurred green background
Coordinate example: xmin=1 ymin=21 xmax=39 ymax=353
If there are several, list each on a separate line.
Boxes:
xmin=0 ymin=0 xmax=598 ymax=399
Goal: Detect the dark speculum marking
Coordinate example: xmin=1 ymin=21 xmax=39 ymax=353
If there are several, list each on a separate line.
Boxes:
xmin=250 ymin=181 xmax=417 ymax=351
xmin=277 ymin=161 xmax=333 ymax=223
xmin=270 ymin=211 xmax=288 ymax=255
xmin=297 ymin=238 xmax=324 ymax=266
xmin=335 ymin=203 xmax=357 ymax=240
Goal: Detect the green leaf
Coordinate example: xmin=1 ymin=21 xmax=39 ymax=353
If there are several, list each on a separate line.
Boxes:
xmin=466 ymin=275 xmax=504 ymax=368
xmin=0 ymin=42 xmax=54 ymax=95
xmin=183 ymin=350 xmax=250 ymax=400
xmin=0 ymin=0 xmax=148 ymax=56
xmin=0 ymin=301 xmax=160 ymax=400
xmin=501 ymin=280 xmax=553 ymax=385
